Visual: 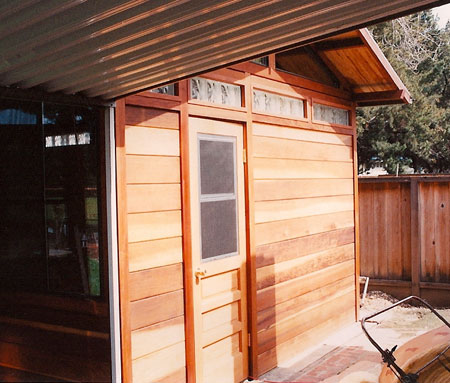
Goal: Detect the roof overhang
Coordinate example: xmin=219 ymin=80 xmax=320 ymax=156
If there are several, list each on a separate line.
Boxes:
xmin=0 ymin=0 xmax=446 ymax=100
xmin=307 ymin=28 xmax=412 ymax=106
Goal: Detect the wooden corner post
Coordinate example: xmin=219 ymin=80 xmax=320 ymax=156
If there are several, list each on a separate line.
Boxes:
xmin=410 ymin=178 xmax=421 ymax=297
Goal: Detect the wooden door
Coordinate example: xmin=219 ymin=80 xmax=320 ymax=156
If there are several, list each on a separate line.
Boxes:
xmin=188 ymin=117 xmax=248 ymax=383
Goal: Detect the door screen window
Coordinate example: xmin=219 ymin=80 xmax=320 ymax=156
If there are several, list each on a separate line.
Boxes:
xmin=198 ymin=135 xmax=238 ymax=261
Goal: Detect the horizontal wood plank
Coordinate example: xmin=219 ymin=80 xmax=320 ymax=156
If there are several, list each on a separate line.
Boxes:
xmin=257 ymin=275 xmax=354 ymax=331
xmin=257 ymin=290 xmax=355 ymax=353
xmin=126 ymin=155 xmax=180 ymax=184
xmin=126 ymin=106 xmax=179 ymax=130
xmin=253 ymin=158 xmax=354 ymax=180
xmin=127 ymin=184 xmax=181 ymax=213
xmin=128 ymin=211 xmax=182 ymax=243
xmin=257 ymin=260 xmax=355 ymax=312
xmin=255 ymin=195 xmax=354 ymax=223
xmin=132 ymin=341 xmax=186 ymax=383
xmin=256 ymin=227 xmax=354 ymax=268
xmin=253 ymin=135 xmax=352 ymax=162
xmin=131 ymin=316 xmax=185 ymax=360
xmin=130 ymin=290 xmax=184 ymax=330
xmin=129 ymin=264 xmax=183 ymax=301
xmin=0 ymin=340 xmax=110 ymax=382
xmin=125 ymin=126 xmax=180 ymax=156
xmin=256 ymin=243 xmax=355 ymax=290
xmin=253 ymin=122 xmax=352 ymax=146
xmin=255 ymin=210 xmax=355 ymax=246
xmin=128 ymin=237 xmax=183 ymax=272
xmin=254 ymin=178 xmax=354 ymax=201
xmin=257 ymin=307 xmax=354 ymax=375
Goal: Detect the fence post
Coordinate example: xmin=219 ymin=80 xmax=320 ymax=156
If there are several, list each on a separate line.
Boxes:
xmin=410 ymin=178 xmax=421 ymax=297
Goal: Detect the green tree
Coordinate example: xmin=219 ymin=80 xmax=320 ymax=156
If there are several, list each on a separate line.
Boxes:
xmin=357 ymin=11 xmax=450 ymax=174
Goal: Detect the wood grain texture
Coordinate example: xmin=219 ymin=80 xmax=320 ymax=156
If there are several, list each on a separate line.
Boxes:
xmin=256 ymin=243 xmax=354 ymax=290
xmin=130 ymin=290 xmax=184 ymax=331
xmin=253 ymin=135 xmax=352 ymax=161
xmin=256 ymin=227 xmax=354 ymax=268
xmin=253 ymin=122 xmax=353 ymax=146
xmin=257 ymin=260 xmax=355 ymax=312
xmin=126 ymin=106 xmax=179 ymax=130
xmin=128 ymin=237 xmax=183 ymax=272
xmin=257 ymin=290 xmax=355 ymax=353
xmin=257 ymin=275 xmax=354 ymax=331
xmin=116 ymin=98 xmax=133 ymax=383
xmin=257 ymin=307 xmax=355 ymax=375
xmin=359 ymin=177 xmax=450 ymax=300
xmin=0 ymin=340 xmax=111 ymax=382
xmin=253 ymin=158 xmax=353 ymax=180
xmin=127 ymin=184 xmax=181 ymax=213
xmin=132 ymin=341 xmax=186 ymax=383
xmin=125 ymin=126 xmax=180 ymax=156
xmin=126 ymin=155 xmax=180 ymax=184
xmin=129 ymin=263 xmax=184 ymax=302
xmin=255 ymin=210 xmax=355 ymax=246
xmin=131 ymin=316 xmax=185 ymax=360
xmin=128 ymin=211 xmax=182 ymax=243
xmin=254 ymin=195 xmax=354 ymax=223
xmin=254 ymin=178 xmax=354 ymax=201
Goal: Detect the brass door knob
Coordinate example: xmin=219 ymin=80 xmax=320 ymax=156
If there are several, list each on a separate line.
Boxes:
xmin=195 ymin=268 xmax=207 ymax=281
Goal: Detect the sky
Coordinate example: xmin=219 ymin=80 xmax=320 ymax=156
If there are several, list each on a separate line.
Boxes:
xmin=432 ymin=3 xmax=450 ymax=28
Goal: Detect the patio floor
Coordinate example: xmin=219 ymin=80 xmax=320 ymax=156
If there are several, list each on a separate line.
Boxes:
xmin=252 ymin=292 xmax=450 ymax=383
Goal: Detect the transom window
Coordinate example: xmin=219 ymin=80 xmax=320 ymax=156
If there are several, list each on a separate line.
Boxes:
xmin=313 ymin=103 xmax=350 ymax=126
xmin=190 ymin=77 xmax=242 ymax=107
xmin=253 ymin=89 xmax=305 ymax=118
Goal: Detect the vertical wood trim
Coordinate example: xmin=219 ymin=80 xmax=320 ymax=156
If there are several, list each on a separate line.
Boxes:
xmin=410 ymin=178 xmax=421 ymax=296
xmin=351 ymin=105 xmax=360 ymax=320
xmin=115 ymin=99 xmax=132 ymax=383
xmin=245 ymin=74 xmax=258 ymax=378
xmin=106 ymin=107 xmax=122 ymax=383
xmin=180 ymin=80 xmax=196 ymax=383
xmin=268 ymin=54 xmax=276 ymax=71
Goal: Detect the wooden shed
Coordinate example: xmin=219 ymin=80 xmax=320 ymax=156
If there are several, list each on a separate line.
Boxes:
xmin=0 ymin=27 xmax=410 ymax=383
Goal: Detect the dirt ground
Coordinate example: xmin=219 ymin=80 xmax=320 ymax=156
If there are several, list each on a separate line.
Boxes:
xmin=256 ymin=291 xmax=450 ymax=383
xmin=360 ymin=291 xmax=450 ymax=349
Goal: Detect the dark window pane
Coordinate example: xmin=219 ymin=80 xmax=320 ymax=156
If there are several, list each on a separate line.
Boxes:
xmin=200 ymin=199 xmax=237 ymax=260
xmin=44 ymin=104 xmax=102 ymax=296
xmin=251 ymin=56 xmax=268 ymax=66
xmin=0 ymin=100 xmax=46 ymax=292
xmin=150 ymin=83 xmax=178 ymax=96
xmin=200 ymin=138 xmax=235 ymax=195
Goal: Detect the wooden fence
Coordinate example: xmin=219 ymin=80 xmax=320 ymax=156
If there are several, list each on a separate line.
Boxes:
xmin=358 ymin=175 xmax=450 ymax=306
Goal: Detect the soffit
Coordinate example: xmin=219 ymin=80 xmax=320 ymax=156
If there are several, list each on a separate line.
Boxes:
xmin=0 ymin=0 xmax=444 ymax=100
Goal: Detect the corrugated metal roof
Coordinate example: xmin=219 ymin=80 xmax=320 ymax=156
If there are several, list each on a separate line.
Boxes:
xmin=0 ymin=0 xmax=445 ymax=100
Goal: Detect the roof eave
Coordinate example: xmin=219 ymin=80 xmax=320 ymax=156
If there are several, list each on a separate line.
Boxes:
xmin=356 ymin=28 xmax=411 ymax=106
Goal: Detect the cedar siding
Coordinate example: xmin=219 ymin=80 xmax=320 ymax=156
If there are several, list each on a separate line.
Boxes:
xmin=116 ymin=60 xmax=360 ymax=380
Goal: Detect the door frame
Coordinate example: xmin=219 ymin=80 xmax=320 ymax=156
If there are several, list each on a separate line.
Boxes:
xmin=180 ymin=109 xmax=253 ymax=383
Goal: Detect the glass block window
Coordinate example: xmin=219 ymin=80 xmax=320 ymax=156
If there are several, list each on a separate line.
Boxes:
xmin=198 ymin=134 xmax=238 ymax=261
xmin=251 ymin=56 xmax=269 ymax=66
xmin=313 ymin=103 xmax=349 ymax=125
xmin=190 ymin=77 xmax=242 ymax=107
xmin=150 ymin=83 xmax=177 ymax=96
xmin=253 ymin=89 xmax=304 ymax=118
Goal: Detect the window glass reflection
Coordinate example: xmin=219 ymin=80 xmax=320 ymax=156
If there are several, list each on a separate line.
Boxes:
xmin=44 ymin=105 xmax=101 ymax=296
xmin=0 ymin=100 xmax=103 ymax=297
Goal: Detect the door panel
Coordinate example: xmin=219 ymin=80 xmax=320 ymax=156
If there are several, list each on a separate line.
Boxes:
xmin=189 ymin=117 xmax=248 ymax=383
